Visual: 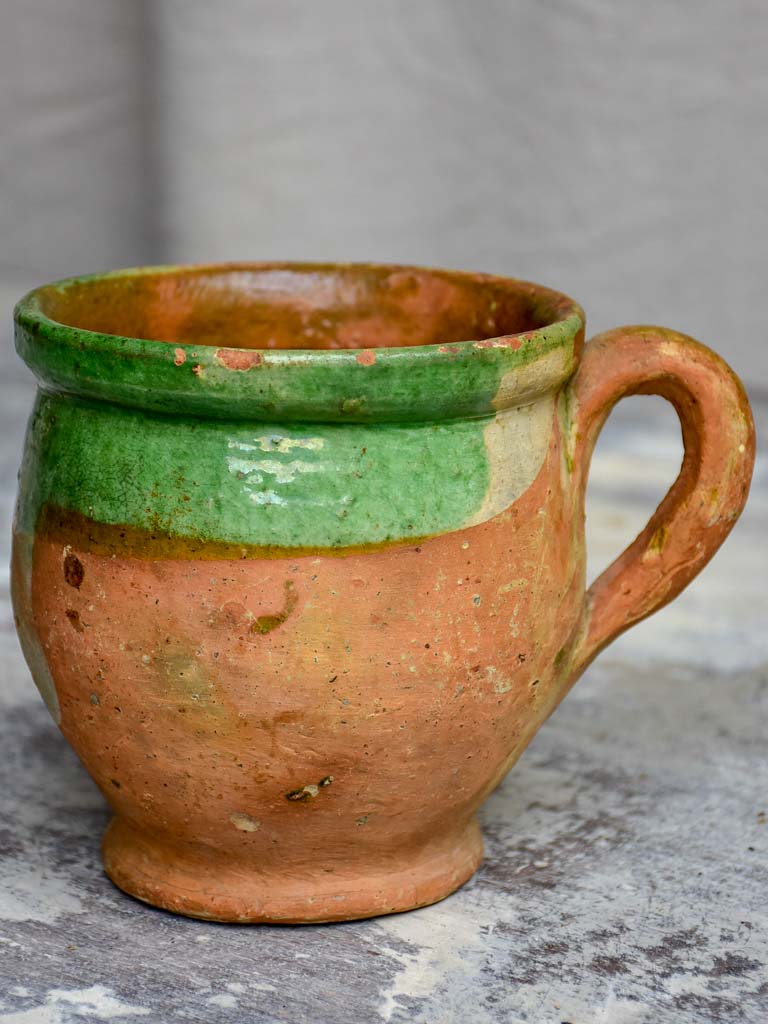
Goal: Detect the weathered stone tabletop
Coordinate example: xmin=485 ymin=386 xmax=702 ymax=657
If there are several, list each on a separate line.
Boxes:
xmin=1 ymin=362 xmax=765 ymax=1023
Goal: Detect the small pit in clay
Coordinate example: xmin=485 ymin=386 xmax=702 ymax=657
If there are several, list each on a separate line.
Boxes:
xmin=63 ymin=552 xmax=84 ymax=589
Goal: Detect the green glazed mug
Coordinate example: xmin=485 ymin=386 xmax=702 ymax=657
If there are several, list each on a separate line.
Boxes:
xmin=11 ymin=263 xmax=755 ymax=922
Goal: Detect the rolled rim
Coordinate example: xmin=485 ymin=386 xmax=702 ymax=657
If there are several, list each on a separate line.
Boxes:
xmin=14 ymin=262 xmax=585 ymax=423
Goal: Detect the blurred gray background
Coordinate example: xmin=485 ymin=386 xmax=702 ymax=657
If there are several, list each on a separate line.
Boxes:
xmin=2 ymin=0 xmax=767 ymax=392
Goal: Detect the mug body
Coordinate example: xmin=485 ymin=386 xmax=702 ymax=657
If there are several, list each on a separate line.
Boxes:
xmin=12 ymin=263 xmax=586 ymax=921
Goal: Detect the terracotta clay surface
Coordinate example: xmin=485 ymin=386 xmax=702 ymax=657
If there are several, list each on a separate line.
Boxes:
xmin=25 ymin=437 xmax=577 ymax=922
xmin=11 ymin=263 xmax=755 ymax=923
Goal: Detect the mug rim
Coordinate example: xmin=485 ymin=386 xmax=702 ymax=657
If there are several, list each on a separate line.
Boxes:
xmin=15 ymin=262 xmax=585 ymax=423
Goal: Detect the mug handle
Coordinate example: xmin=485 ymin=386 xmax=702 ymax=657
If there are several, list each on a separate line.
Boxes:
xmin=562 ymin=325 xmax=755 ymax=690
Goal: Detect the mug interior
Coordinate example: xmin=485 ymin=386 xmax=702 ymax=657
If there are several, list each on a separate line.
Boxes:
xmin=34 ymin=263 xmax=574 ymax=351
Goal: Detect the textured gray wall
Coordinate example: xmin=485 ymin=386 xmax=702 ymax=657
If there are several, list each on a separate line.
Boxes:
xmin=2 ymin=0 xmax=767 ymax=389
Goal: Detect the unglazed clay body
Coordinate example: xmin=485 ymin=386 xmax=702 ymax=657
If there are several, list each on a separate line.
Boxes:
xmin=11 ymin=264 xmax=755 ymax=922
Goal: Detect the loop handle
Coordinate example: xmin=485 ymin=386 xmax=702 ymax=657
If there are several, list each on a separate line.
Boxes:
xmin=564 ymin=325 xmax=754 ymax=686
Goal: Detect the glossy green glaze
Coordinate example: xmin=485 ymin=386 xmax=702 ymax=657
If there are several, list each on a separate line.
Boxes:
xmin=17 ymin=393 xmax=495 ymax=549
xmin=15 ymin=264 xmax=582 ymax=424
xmin=14 ymin=263 xmax=584 ymax=550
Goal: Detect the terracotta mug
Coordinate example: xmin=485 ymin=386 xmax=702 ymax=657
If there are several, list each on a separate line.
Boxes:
xmin=12 ymin=263 xmax=755 ymax=923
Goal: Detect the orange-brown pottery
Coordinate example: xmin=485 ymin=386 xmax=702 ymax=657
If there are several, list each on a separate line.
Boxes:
xmin=11 ymin=264 xmax=755 ymax=922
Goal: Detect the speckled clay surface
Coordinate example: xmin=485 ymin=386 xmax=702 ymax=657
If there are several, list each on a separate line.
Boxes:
xmin=11 ymin=263 xmax=755 ymax=923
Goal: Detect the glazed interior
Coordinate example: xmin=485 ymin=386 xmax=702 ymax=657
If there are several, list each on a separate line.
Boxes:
xmin=35 ymin=263 xmax=575 ymax=351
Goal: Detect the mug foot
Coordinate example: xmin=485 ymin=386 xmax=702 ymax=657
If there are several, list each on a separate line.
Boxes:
xmin=102 ymin=816 xmax=484 ymax=923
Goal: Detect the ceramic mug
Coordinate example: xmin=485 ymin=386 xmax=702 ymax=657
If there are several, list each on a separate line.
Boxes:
xmin=12 ymin=263 xmax=755 ymax=923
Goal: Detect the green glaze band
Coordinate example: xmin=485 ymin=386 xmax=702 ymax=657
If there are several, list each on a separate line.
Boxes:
xmin=14 ymin=263 xmax=584 ymax=551
xmin=18 ymin=393 xmax=493 ymax=548
xmin=16 ymin=391 xmax=562 ymax=549
xmin=15 ymin=264 xmax=583 ymax=424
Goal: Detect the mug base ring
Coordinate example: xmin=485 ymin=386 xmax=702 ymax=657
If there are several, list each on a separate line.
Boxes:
xmin=102 ymin=815 xmax=484 ymax=924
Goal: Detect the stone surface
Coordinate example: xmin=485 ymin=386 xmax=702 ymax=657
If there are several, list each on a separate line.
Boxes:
xmin=1 ymin=364 xmax=766 ymax=1022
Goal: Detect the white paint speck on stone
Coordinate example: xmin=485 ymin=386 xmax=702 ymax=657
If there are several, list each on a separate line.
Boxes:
xmin=47 ymin=986 xmax=151 ymax=1019
xmin=0 ymin=862 xmax=84 ymax=924
xmin=376 ymin=900 xmax=509 ymax=1024
xmin=0 ymin=1008 xmax=59 ymax=1024
xmin=0 ymin=986 xmax=151 ymax=1023
xmin=590 ymin=987 xmax=656 ymax=1023
xmin=207 ymin=994 xmax=238 ymax=1009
